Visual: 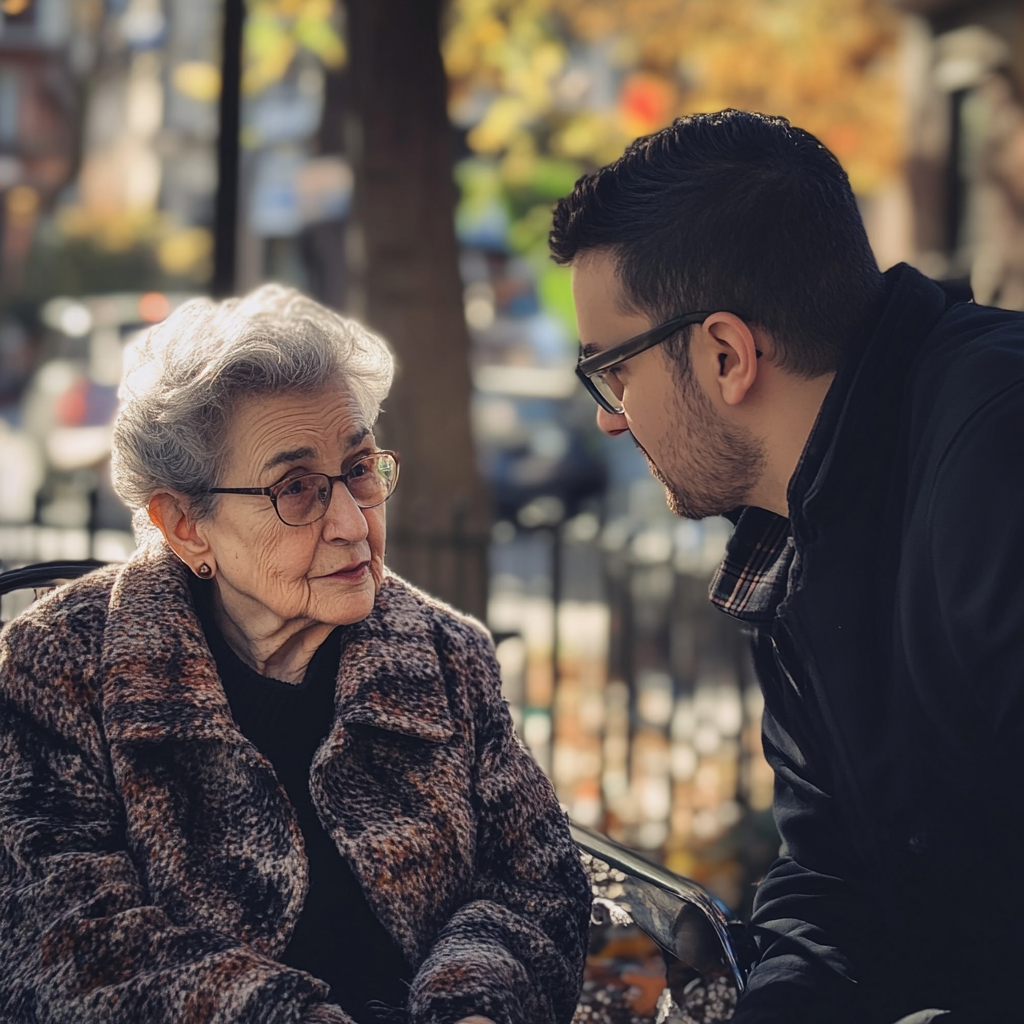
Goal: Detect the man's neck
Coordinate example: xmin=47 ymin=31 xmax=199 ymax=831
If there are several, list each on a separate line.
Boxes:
xmin=746 ymin=371 xmax=835 ymax=517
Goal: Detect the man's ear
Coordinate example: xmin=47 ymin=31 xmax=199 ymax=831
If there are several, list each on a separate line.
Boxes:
xmin=701 ymin=313 xmax=761 ymax=406
xmin=147 ymin=491 xmax=215 ymax=574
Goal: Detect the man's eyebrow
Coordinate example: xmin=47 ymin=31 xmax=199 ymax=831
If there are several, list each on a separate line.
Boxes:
xmin=262 ymin=446 xmax=317 ymax=473
xmin=581 ymin=342 xmax=602 ymax=359
xmin=347 ymin=426 xmax=370 ymax=448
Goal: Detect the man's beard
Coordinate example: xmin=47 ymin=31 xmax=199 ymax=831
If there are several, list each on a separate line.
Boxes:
xmin=635 ymin=371 xmax=766 ymax=520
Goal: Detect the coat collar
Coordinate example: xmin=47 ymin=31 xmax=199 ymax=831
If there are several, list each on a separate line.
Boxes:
xmin=100 ymin=540 xmax=454 ymax=746
xmin=101 ymin=539 xmax=237 ymax=745
xmin=788 ymin=263 xmax=951 ymax=542
xmin=331 ymin=576 xmax=455 ymax=744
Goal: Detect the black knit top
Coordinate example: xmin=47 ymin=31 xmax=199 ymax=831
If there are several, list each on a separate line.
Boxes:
xmin=189 ymin=577 xmax=412 ymax=1022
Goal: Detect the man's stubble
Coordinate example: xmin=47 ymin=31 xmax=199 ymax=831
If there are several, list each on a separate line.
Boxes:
xmin=634 ymin=368 xmax=766 ymax=521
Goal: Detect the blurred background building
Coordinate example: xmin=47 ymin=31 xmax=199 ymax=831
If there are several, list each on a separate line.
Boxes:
xmin=2 ymin=0 xmax=1023 ymax=920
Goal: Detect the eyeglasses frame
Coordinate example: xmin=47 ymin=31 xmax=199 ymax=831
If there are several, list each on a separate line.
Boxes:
xmin=208 ymin=449 xmax=400 ymax=527
xmin=575 ymin=311 xmax=713 ymax=414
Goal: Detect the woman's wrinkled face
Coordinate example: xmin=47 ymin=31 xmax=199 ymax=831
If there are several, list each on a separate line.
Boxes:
xmin=201 ymin=386 xmax=385 ymax=628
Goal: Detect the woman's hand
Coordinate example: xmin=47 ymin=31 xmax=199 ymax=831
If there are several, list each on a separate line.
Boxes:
xmin=454 ymin=1018 xmax=497 ymax=1024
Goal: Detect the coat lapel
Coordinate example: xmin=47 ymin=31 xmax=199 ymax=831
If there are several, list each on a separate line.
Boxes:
xmin=310 ymin=575 xmax=475 ymax=966
xmin=334 ymin=573 xmax=455 ymax=743
xmin=781 ymin=266 xmax=951 ymax=844
xmin=99 ymin=540 xmax=308 ymax=956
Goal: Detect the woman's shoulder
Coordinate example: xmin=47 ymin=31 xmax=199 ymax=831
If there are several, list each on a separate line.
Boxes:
xmin=2 ymin=561 xmax=121 ymax=642
xmin=376 ymin=572 xmax=495 ymax=655
xmin=0 ymin=562 xmax=122 ymax=717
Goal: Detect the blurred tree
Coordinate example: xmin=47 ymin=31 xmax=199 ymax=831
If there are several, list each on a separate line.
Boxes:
xmin=343 ymin=0 xmax=491 ymax=618
xmin=218 ymin=0 xmax=490 ymax=614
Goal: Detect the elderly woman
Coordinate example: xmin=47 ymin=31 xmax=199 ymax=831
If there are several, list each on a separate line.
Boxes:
xmin=0 ymin=286 xmax=591 ymax=1024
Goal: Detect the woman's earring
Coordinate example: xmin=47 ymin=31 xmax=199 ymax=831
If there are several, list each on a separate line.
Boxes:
xmin=196 ymin=563 xmax=213 ymax=578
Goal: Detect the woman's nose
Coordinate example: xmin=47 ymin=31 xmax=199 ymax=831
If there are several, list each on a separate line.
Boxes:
xmin=321 ymin=480 xmax=369 ymax=542
xmin=596 ymin=405 xmax=629 ymax=436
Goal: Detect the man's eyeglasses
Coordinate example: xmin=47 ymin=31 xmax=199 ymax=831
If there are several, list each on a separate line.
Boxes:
xmin=576 ymin=312 xmax=712 ymax=415
xmin=209 ymin=450 xmax=400 ymax=527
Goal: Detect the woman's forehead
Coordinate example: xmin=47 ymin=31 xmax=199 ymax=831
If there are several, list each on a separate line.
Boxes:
xmin=228 ymin=389 xmax=371 ymax=475
xmin=258 ymin=426 xmax=371 ymax=474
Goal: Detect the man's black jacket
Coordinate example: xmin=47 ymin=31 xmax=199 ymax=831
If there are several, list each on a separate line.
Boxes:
xmin=732 ymin=264 xmax=1024 ymax=1023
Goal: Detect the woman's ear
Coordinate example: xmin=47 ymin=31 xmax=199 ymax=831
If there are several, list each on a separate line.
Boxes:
xmin=147 ymin=492 xmax=215 ymax=574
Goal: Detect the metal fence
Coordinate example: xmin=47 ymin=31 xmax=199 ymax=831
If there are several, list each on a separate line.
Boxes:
xmin=489 ymin=509 xmax=779 ymax=915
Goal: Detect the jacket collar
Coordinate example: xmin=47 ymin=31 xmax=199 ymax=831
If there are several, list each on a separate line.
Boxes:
xmin=788 ymin=263 xmax=951 ymax=544
xmin=100 ymin=540 xmax=453 ymax=746
xmin=710 ymin=265 xmax=953 ymax=626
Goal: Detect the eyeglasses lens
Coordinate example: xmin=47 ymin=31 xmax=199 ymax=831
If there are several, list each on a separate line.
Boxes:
xmin=346 ymin=456 xmax=393 ymax=507
xmin=592 ymin=372 xmax=624 ymax=414
xmin=276 ymin=476 xmax=329 ymax=526
xmin=274 ymin=455 xmax=398 ymax=526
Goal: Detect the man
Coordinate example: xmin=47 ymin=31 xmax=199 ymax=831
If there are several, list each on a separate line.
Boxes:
xmin=551 ymin=109 xmax=1024 ymax=1023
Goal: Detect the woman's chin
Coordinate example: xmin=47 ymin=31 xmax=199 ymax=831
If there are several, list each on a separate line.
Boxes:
xmin=314 ymin=574 xmax=378 ymax=625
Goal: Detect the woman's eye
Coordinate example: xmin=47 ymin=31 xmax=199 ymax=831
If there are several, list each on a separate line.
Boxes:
xmin=279 ymin=478 xmax=307 ymax=497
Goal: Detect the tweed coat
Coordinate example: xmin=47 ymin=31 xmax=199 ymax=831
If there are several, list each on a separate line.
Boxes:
xmin=0 ymin=540 xmax=591 ymax=1024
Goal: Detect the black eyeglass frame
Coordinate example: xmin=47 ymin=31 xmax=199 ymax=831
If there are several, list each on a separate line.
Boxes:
xmin=576 ymin=311 xmax=713 ymax=414
xmin=208 ymin=449 xmax=400 ymax=526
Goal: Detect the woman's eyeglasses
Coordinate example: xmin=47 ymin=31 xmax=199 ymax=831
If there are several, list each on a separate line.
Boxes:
xmin=209 ymin=450 xmax=400 ymax=527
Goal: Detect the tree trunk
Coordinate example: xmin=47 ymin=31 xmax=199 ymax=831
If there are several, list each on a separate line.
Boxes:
xmin=343 ymin=0 xmax=490 ymax=619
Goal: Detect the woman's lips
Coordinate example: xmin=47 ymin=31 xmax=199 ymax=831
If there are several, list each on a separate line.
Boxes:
xmin=325 ymin=560 xmax=370 ymax=581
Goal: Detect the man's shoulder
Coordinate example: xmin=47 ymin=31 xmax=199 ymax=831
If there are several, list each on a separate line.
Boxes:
xmin=910 ymin=302 xmax=1024 ymax=437
xmin=924 ymin=301 xmax=1024 ymax=375
xmin=940 ymin=292 xmax=1022 ymax=329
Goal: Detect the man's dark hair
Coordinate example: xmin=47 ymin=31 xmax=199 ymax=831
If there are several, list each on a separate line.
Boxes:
xmin=550 ymin=110 xmax=884 ymax=377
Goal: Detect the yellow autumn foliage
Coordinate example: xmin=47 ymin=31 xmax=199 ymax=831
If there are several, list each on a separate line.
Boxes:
xmin=444 ymin=0 xmax=905 ymax=194
xmin=244 ymin=0 xmax=345 ymax=95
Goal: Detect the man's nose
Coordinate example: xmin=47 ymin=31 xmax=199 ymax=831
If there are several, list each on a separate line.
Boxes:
xmin=596 ymin=406 xmax=629 ymax=436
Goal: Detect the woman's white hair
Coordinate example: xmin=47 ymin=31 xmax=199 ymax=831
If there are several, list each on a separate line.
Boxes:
xmin=112 ymin=283 xmax=394 ymax=521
